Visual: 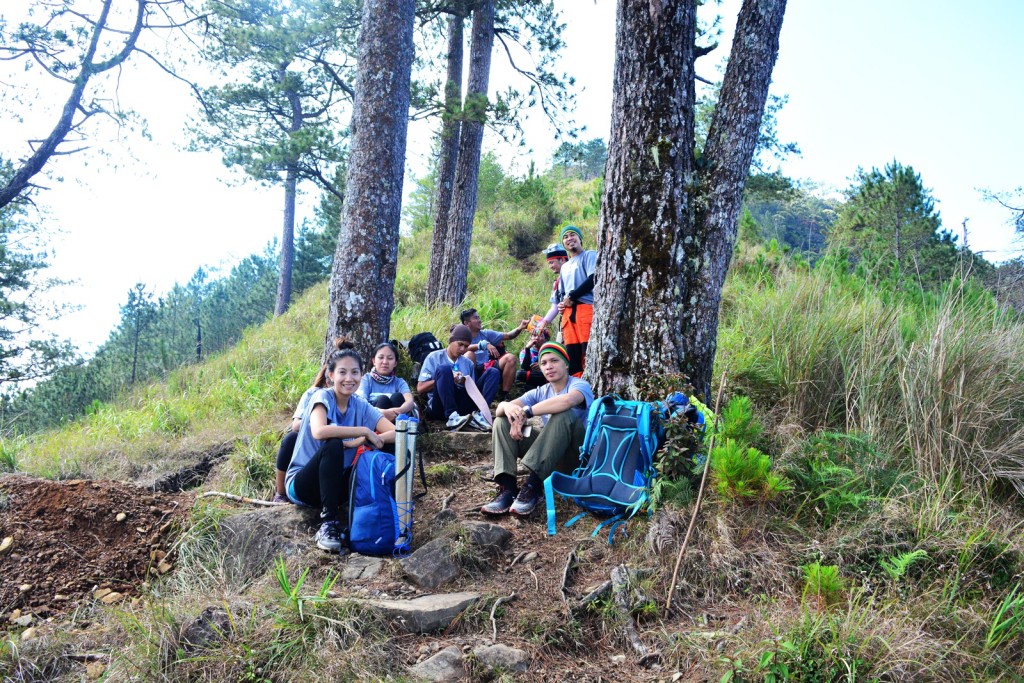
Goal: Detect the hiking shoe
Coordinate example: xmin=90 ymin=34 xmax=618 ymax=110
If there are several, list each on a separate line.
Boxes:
xmin=271 ymin=493 xmax=289 ymax=504
xmin=446 ymin=412 xmax=472 ymax=431
xmin=468 ymin=411 xmax=491 ymax=432
xmin=480 ymin=488 xmax=517 ymax=516
xmin=510 ymin=480 xmax=541 ymax=517
xmin=315 ymin=521 xmax=344 ymax=553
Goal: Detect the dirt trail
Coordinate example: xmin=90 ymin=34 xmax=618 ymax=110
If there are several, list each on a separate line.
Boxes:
xmin=0 ymin=476 xmax=193 ymax=620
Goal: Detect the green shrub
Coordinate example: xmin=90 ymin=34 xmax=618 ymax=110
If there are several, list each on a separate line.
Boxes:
xmin=710 ymin=438 xmax=791 ymax=503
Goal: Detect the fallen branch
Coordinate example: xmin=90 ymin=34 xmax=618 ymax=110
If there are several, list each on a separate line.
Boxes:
xmin=665 ymin=372 xmax=727 ymax=617
xmin=611 ymin=565 xmax=648 ymax=658
xmin=490 ymin=592 xmax=517 ymax=643
xmin=560 ymin=544 xmax=582 ymax=607
xmin=200 ymin=491 xmax=286 ymax=507
xmin=441 ymin=492 xmax=456 ymax=511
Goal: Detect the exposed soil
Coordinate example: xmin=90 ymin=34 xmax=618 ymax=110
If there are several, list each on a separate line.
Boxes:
xmin=0 ymin=476 xmax=193 ymax=620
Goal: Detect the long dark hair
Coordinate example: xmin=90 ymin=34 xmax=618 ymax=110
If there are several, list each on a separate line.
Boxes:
xmin=314 ymin=337 xmax=359 ymax=386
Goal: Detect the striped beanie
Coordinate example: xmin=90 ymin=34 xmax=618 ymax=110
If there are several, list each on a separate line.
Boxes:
xmin=538 ymin=341 xmax=570 ymax=365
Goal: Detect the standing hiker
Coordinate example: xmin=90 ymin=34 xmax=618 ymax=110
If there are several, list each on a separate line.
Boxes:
xmin=544 ymin=225 xmax=596 ymax=377
xmin=286 ymin=345 xmax=396 ymax=553
xmin=481 ymin=341 xmax=594 ymax=517
xmin=537 ymin=242 xmax=568 ymax=339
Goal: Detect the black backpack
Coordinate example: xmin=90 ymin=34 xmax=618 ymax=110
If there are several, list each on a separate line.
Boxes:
xmin=408 ymin=332 xmax=442 ymax=364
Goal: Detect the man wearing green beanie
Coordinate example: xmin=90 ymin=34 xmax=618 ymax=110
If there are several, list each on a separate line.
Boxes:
xmin=481 ymin=341 xmax=594 ymax=517
xmin=542 ymin=224 xmax=596 ymax=377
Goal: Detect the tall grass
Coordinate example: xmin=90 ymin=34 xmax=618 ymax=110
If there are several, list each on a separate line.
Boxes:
xmin=721 ymin=263 xmax=1024 ymax=494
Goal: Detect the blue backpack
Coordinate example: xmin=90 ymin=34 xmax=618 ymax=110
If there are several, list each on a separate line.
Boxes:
xmin=347 ymin=449 xmax=409 ymax=556
xmin=544 ymin=395 xmax=665 ymax=542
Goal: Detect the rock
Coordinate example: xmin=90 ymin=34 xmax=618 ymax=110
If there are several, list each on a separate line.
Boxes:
xmin=86 ymin=661 xmax=107 ymax=679
xmin=522 ymin=551 xmax=538 ymax=564
xmin=54 ymin=594 xmax=69 ymax=601
xmin=8 ymin=609 xmax=21 ymax=622
xmin=408 ymin=646 xmax=466 ymax=681
xmin=19 ymin=583 xmax=32 ymax=592
xmin=339 ymin=554 xmax=383 ymax=581
xmin=400 ymin=538 xmax=460 ymax=590
xmin=115 ymin=512 xmax=127 ymax=523
xmin=357 ymin=592 xmax=479 ymax=634
xmin=472 ymin=644 xmax=530 ymax=674
xmin=610 ymin=654 xmax=627 ymax=664
xmin=100 ymin=592 xmax=123 ymax=605
xmin=157 ymin=560 xmax=173 ymax=574
xmin=214 ymin=505 xmax=321 ymax=583
xmin=93 ymin=588 xmax=112 ymax=600
xmin=672 ymin=673 xmax=683 ymax=682
xmin=13 ymin=615 xmax=33 ymax=627
xmin=180 ymin=607 xmax=232 ymax=651
xmin=21 ymin=627 xmax=38 ymax=641
xmin=0 ymin=536 xmax=12 ymax=554
xmin=462 ymin=521 xmax=511 ymax=550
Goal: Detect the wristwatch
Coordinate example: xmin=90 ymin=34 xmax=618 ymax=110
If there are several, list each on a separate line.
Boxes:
xmin=523 ymin=405 xmax=534 ymax=419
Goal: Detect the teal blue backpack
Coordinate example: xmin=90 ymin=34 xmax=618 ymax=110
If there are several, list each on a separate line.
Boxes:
xmin=544 ymin=395 xmax=665 ymax=543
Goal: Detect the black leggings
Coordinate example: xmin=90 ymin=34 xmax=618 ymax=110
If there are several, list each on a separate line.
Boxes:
xmin=371 ymin=392 xmax=406 ymax=409
xmin=277 ymin=431 xmax=298 ymax=471
xmin=290 ymin=438 xmax=352 ymax=523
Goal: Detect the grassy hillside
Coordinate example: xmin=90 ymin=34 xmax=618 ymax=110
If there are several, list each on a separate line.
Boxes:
xmin=3 ymin=180 xmax=1024 ymax=680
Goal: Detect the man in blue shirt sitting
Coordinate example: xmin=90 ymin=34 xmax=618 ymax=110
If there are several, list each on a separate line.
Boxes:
xmin=417 ymin=324 xmax=499 ymax=431
xmin=460 ymin=308 xmax=528 ymax=399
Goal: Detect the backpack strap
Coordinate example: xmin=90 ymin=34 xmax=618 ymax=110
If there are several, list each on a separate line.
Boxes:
xmin=544 ymin=474 xmax=557 ymax=536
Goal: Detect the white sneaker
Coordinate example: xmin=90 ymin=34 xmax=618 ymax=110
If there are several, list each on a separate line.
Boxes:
xmin=469 ymin=411 xmax=491 ymax=432
xmin=445 ymin=412 xmax=471 ymax=431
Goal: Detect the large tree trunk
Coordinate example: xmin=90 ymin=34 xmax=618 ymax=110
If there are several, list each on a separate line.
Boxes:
xmin=275 ymin=166 xmax=297 ymax=316
xmin=425 ymin=13 xmax=465 ymax=306
xmin=324 ymin=0 xmax=415 ymax=356
xmin=432 ymin=0 xmax=494 ymax=307
xmin=589 ymin=0 xmax=786 ymax=400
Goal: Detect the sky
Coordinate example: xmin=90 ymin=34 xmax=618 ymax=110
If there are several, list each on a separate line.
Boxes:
xmin=2 ymin=0 xmax=1022 ymax=356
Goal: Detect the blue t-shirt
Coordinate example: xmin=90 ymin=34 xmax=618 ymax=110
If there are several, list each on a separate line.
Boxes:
xmin=357 ymin=374 xmax=411 ymax=403
xmin=553 ymin=251 xmax=597 ymax=305
xmin=418 ymin=348 xmax=474 ymax=383
xmin=286 ymin=389 xmax=383 ymax=495
xmin=471 ymin=329 xmax=505 ymax=370
xmin=519 ymin=376 xmax=594 ymax=424
xmin=291 ymin=386 xmax=319 ymax=419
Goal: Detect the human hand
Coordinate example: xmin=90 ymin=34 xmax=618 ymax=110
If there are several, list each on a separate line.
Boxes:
xmin=343 ymin=436 xmax=366 ymax=449
xmin=365 ymin=428 xmax=384 ymax=449
xmin=453 ymin=371 xmax=466 ymax=385
xmin=381 ymin=408 xmax=398 ymax=422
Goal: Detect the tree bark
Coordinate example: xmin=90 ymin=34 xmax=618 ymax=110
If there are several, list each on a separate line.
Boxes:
xmin=425 ymin=13 xmax=465 ymax=306
xmin=433 ymin=0 xmax=494 ymax=307
xmin=275 ymin=165 xmax=297 ymax=316
xmin=589 ymin=0 xmax=786 ymax=400
xmin=324 ymin=0 xmax=415 ymax=356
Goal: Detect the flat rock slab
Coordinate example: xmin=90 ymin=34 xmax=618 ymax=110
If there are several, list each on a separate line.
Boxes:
xmin=215 ymin=505 xmax=320 ymax=582
xmin=354 ymin=591 xmax=480 ymax=633
xmin=473 ymin=644 xmax=530 ymax=673
xmin=339 ymin=554 xmax=383 ymax=581
xmin=400 ymin=537 xmax=461 ymax=590
xmin=409 ymin=646 xmax=466 ymax=681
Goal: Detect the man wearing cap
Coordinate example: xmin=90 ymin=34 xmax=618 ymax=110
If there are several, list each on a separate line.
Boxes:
xmin=545 ymin=225 xmax=596 ymax=377
xmin=481 ymin=341 xmax=594 ymax=517
xmin=538 ymin=242 xmax=569 ymax=336
xmin=460 ymin=308 xmax=528 ymax=397
xmin=417 ymin=324 xmax=500 ymax=431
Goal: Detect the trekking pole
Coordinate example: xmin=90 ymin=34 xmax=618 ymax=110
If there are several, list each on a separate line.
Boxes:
xmin=394 ymin=416 xmax=410 ymax=547
xmin=664 ymin=371 xmax=727 ymax=618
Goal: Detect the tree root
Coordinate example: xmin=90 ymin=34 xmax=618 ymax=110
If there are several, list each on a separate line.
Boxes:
xmin=199 ymin=491 xmax=285 ymax=507
xmin=490 ymin=592 xmax=516 ymax=643
xmin=611 ymin=565 xmax=650 ymax=659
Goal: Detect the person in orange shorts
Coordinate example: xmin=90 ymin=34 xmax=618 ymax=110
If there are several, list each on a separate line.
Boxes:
xmin=550 ymin=224 xmax=596 ymax=377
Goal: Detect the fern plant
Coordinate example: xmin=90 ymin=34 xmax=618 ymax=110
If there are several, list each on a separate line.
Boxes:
xmin=880 ymin=550 xmax=929 ymax=581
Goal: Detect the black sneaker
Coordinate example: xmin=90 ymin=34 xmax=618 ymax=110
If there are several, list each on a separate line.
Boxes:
xmin=510 ymin=480 xmax=541 ymax=517
xmin=315 ymin=520 xmax=344 ymax=553
xmin=480 ymin=488 xmax=517 ymax=516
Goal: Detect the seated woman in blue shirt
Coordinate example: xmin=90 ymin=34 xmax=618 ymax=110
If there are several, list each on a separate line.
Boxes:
xmin=356 ymin=342 xmax=416 ymax=421
xmin=285 ymin=345 xmax=396 ymax=553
